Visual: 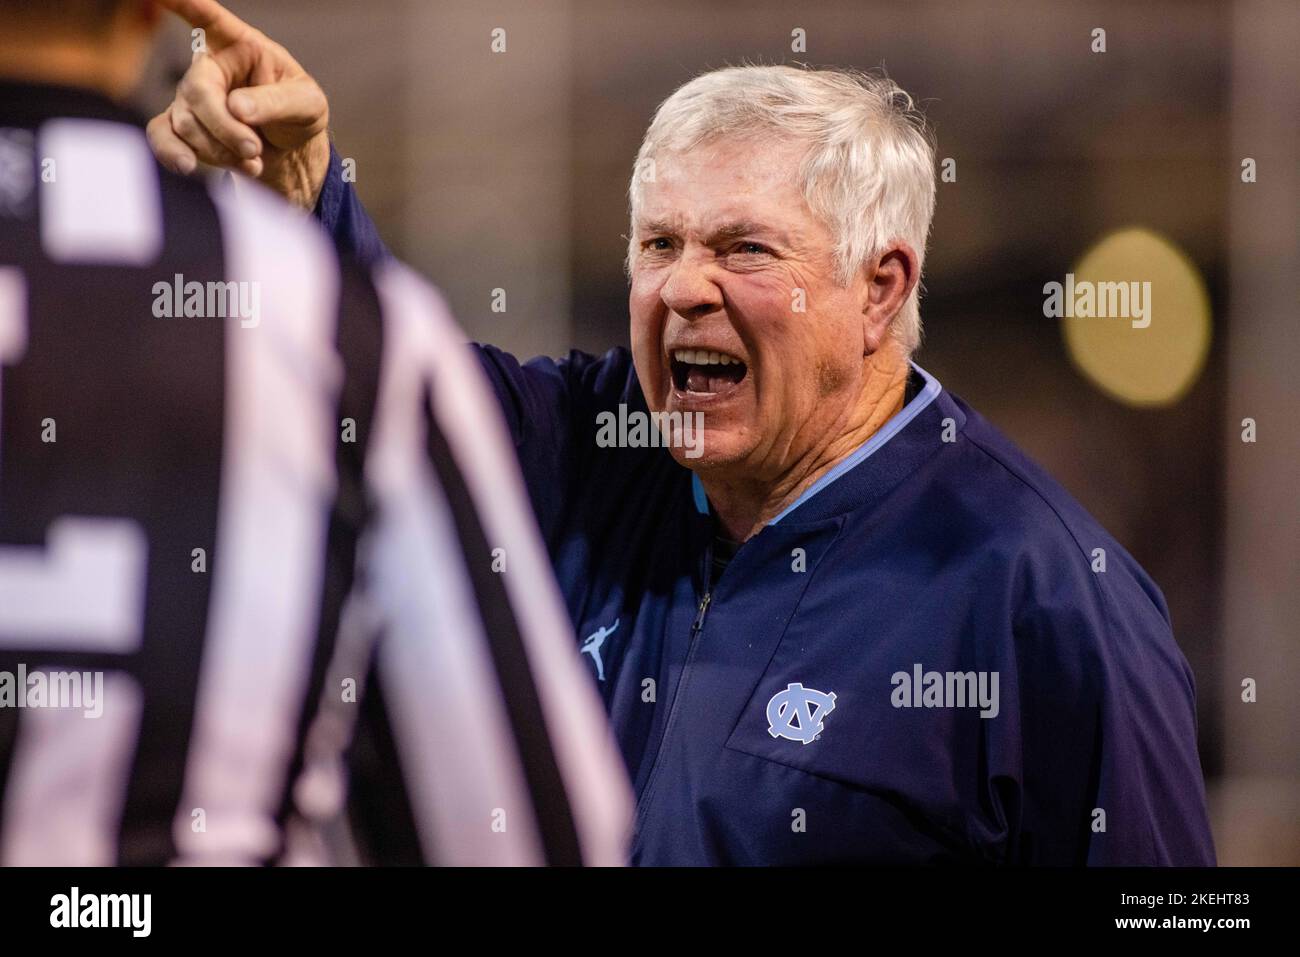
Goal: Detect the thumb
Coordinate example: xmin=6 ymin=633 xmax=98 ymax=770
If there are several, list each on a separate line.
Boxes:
xmin=228 ymin=77 xmax=329 ymax=141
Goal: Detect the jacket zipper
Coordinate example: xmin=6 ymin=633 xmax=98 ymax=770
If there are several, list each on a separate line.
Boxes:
xmin=637 ymin=587 xmax=717 ymax=832
xmin=692 ymin=591 xmax=712 ymax=634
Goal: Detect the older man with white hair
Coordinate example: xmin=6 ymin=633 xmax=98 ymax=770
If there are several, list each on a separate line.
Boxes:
xmin=148 ymin=0 xmax=1216 ymax=866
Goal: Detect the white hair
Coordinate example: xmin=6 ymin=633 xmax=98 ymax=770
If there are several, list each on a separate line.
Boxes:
xmin=628 ymin=65 xmax=937 ymax=355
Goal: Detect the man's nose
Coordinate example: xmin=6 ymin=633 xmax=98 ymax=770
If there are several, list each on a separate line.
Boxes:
xmin=660 ymin=251 xmax=723 ymax=320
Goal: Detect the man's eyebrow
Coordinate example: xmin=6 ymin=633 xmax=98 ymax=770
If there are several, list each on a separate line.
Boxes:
xmin=636 ymin=218 xmax=681 ymax=236
xmin=704 ymin=221 xmax=778 ymax=245
xmin=635 ymin=219 xmax=784 ymax=244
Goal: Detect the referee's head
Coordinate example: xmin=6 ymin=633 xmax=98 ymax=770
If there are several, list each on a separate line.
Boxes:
xmin=0 ymin=1 xmax=162 ymax=98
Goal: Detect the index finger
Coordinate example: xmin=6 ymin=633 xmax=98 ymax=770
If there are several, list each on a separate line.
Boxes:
xmin=157 ymin=0 xmax=251 ymax=46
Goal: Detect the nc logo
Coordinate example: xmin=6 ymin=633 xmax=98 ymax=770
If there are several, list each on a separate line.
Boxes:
xmin=766 ymin=683 xmax=836 ymax=744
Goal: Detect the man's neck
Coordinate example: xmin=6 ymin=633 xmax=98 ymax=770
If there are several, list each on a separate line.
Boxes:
xmin=0 ymin=37 xmax=137 ymax=101
xmin=702 ymin=343 xmax=912 ymax=542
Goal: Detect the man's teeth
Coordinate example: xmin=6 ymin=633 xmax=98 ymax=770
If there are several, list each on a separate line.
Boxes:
xmin=672 ymin=349 xmax=739 ymax=366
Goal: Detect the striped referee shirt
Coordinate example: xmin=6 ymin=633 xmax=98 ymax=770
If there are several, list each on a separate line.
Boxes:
xmin=0 ymin=80 xmax=631 ymax=866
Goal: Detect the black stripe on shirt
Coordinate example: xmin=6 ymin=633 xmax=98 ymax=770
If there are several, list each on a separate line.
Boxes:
xmin=273 ymin=256 xmax=388 ymax=858
xmin=424 ymin=395 xmax=582 ymax=866
xmin=0 ymin=143 xmax=226 ymax=864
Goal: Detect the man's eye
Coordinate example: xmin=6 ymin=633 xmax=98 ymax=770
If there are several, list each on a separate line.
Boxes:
xmin=734 ymin=242 xmax=770 ymax=256
xmin=643 ymin=238 xmax=673 ymax=252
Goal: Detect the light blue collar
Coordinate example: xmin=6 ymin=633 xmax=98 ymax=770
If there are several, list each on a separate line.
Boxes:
xmin=691 ymin=361 xmax=942 ymax=524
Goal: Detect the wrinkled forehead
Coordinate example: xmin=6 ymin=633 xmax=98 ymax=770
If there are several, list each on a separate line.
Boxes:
xmin=632 ymin=136 xmax=814 ymax=235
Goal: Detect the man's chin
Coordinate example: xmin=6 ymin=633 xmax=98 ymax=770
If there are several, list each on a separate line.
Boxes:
xmin=666 ymin=433 xmax=750 ymax=472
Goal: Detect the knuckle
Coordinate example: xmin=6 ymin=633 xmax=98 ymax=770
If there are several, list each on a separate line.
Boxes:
xmin=150 ymin=131 xmax=177 ymax=156
xmin=171 ymin=111 xmax=196 ymax=138
xmin=176 ymin=71 xmax=199 ymax=100
xmin=184 ymin=64 xmax=223 ymax=107
xmin=186 ymin=83 xmax=217 ymax=111
xmin=226 ymin=37 xmax=259 ymax=63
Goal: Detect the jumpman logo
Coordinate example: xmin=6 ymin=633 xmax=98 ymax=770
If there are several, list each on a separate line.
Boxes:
xmin=581 ymin=618 xmax=619 ymax=682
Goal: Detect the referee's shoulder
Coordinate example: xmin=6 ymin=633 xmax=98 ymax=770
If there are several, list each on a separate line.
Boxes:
xmin=200 ymin=171 xmax=384 ymax=345
xmin=198 ymin=172 xmax=337 ymax=272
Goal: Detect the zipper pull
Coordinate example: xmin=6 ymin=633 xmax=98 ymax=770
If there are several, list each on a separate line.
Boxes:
xmin=692 ymin=592 xmax=712 ymax=634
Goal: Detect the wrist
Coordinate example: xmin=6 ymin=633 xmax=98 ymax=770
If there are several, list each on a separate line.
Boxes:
xmin=301 ymin=132 xmax=331 ymax=209
xmin=263 ymin=132 xmax=331 ymax=211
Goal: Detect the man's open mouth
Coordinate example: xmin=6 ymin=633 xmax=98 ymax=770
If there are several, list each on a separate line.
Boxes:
xmin=670 ymin=348 xmax=748 ymax=396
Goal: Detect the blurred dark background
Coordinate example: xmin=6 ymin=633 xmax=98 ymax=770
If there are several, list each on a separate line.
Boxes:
xmin=133 ymin=0 xmax=1298 ymax=864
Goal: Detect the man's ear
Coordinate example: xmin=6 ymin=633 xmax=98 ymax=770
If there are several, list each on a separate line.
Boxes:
xmin=860 ymin=242 xmax=919 ymax=355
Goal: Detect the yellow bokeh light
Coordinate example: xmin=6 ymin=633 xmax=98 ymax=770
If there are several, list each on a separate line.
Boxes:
xmin=1059 ymin=227 xmax=1211 ymax=407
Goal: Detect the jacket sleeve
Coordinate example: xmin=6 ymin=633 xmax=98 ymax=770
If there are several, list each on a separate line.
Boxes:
xmin=1007 ymin=546 xmax=1218 ymax=866
xmin=474 ymin=345 xmax=641 ymax=551
xmin=313 ymin=143 xmax=391 ymax=268
xmin=1080 ymin=593 xmax=1217 ymax=866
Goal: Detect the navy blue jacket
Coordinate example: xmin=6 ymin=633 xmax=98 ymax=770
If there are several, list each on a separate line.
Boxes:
xmin=315 ymin=150 xmax=1217 ymax=865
